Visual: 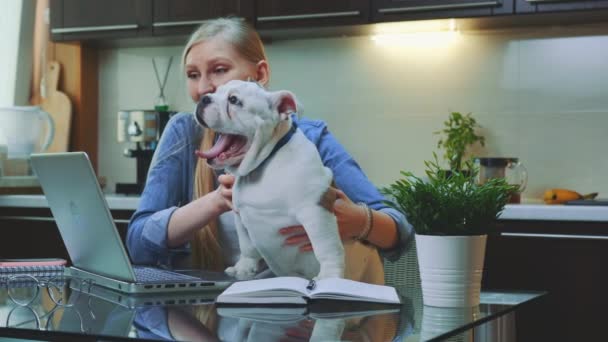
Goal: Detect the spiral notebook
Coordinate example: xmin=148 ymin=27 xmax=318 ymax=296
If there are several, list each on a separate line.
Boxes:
xmin=0 ymin=258 xmax=66 ymax=279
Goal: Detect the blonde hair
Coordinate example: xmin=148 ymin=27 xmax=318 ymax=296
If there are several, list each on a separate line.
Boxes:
xmin=183 ymin=18 xmax=267 ymax=271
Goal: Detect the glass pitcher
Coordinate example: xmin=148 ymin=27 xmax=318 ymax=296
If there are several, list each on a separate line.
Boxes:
xmin=0 ymin=106 xmax=55 ymax=159
xmin=474 ymin=157 xmax=527 ymax=203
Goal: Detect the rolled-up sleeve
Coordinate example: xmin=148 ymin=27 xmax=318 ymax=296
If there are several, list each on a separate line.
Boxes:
xmin=297 ymin=117 xmax=413 ymax=261
xmin=126 ymin=113 xmax=201 ymax=265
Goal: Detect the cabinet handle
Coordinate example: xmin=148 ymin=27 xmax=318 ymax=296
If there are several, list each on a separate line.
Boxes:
xmin=154 ymin=17 xmax=245 ymax=28
xmin=0 ymin=216 xmax=129 ymax=224
xmin=378 ymin=1 xmax=500 ymax=14
xmin=257 ymin=10 xmax=361 ymax=23
xmin=501 ymin=232 xmax=608 ymax=240
xmin=51 ymin=24 xmax=139 ymax=34
xmin=153 ymin=20 xmax=208 ymax=28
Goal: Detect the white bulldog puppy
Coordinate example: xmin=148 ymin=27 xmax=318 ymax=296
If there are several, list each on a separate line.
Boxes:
xmin=194 ymin=80 xmax=344 ymax=280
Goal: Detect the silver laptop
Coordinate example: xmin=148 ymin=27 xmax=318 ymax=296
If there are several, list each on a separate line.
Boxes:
xmin=30 ymin=152 xmax=235 ymax=294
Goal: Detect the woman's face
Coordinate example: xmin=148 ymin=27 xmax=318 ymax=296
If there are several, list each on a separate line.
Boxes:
xmin=185 ymin=36 xmax=266 ymax=103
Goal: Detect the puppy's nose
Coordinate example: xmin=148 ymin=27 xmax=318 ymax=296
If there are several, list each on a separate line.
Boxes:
xmin=195 ymin=95 xmax=213 ymax=127
xmin=200 ymin=95 xmax=212 ymax=107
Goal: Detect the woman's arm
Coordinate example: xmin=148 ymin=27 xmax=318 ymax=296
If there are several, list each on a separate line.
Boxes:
xmin=167 ymin=174 xmax=233 ymax=247
xmin=333 ymin=189 xmax=399 ymax=250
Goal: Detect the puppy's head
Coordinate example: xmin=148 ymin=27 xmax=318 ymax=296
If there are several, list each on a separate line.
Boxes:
xmin=194 ymin=80 xmax=297 ymax=171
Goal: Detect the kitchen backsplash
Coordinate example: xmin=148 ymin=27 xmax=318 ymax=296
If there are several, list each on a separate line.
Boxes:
xmin=98 ymin=23 xmax=608 ymax=201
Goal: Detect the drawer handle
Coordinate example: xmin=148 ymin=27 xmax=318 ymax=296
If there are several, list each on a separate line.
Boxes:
xmin=501 ymin=232 xmax=608 ymax=240
xmin=51 ymin=24 xmax=139 ymax=34
xmin=525 ymin=0 xmax=584 ymax=2
xmin=257 ymin=10 xmax=361 ymax=23
xmin=1 ymin=216 xmax=55 ymax=222
xmin=378 ymin=1 xmax=500 ymax=14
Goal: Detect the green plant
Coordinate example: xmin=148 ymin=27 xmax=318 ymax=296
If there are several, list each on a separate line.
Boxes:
xmin=381 ymin=156 xmax=516 ymax=236
xmin=435 ymin=112 xmax=485 ymax=172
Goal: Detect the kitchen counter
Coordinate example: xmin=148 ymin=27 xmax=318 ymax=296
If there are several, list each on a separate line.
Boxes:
xmin=498 ymin=203 xmax=608 ymax=222
xmin=0 ymin=194 xmax=139 ymax=211
xmin=1 ymin=195 xmax=607 ymax=221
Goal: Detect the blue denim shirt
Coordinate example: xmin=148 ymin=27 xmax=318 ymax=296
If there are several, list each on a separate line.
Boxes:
xmin=126 ymin=112 xmax=412 ymax=266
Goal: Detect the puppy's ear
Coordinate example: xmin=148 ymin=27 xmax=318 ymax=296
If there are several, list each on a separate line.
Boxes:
xmin=271 ymin=90 xmax=298 ymax=120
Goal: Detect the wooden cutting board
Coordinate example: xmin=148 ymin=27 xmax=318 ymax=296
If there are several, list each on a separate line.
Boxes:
xmin=40 ymin=61 xmax=72 ymax=152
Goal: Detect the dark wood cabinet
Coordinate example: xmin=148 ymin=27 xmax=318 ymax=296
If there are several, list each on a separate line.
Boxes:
xmin=254 ymin=0 xmax=370 ymax=30
xmin=372 ymin=0 xmax=514 ymax=22
xmin=50 ymin=0 xmax=152 ymax=41
xmin=50 ymin=0 xmax=253 ymax=41
xmin=0 ymin=207 xmax=134 ymax=263
xmin=483 ymin=220 xmax=608 ymax=341
xmin=152 ymin=0 xmax=254 ymax=36
xmin=516 ymin=0 xmax=608 ymax=13
xmin=50 ymin=0 xmax=608 ymax=42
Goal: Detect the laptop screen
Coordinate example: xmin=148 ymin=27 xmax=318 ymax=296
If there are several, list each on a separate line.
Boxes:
xmin=31 ymin=152 xmax=137 ymax=282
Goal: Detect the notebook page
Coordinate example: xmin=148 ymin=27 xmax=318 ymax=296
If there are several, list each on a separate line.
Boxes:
xmin=311 ymin=278 xmax=400 ymax=304
xmin=219 ymin=276 xmax=309 ymax=298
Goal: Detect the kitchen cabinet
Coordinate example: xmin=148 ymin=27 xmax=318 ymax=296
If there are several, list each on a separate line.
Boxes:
xmin=254 ymin=0 xmax=370 ymax=30
xmin=0 ymin=207 xmax=133 ymax=263
xmin=372 ymin=0 xmax=514 ymax=22
xmin=483 ymin=219 xmax=608 ymax=341
xmin=50 ymin=0 xmax=152 ymax=41
xmin=516 ymin=0 xmax=608 ymax=13
xmin=50 ymin=0 xmax=253 ymax=41
xmin=152 ymin=0 xmax=254 ymax=36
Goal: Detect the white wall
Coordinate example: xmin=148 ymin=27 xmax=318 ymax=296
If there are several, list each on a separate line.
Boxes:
xmin=0 ymin=0 xmax=34 ymax=106
xmin=98 ymin=23 xmax=608 ymax=201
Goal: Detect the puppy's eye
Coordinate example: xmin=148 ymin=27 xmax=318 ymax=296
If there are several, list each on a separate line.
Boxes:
xmin=228 ymin=95 xmax=240 ymax=105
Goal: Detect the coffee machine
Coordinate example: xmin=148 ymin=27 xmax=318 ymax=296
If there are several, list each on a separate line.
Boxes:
xmin=116 ymin=110 xmax=175 ymax=194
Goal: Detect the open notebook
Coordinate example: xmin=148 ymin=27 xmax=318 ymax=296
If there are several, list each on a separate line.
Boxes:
xmin=216 ymin=276 xmax=401 ymax=305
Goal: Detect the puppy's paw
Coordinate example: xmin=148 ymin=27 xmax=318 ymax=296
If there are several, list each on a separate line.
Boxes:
xmin=225 ymin=257 xmax=259 ymax=280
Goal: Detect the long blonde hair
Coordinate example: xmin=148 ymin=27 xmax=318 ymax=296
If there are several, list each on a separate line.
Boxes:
xmin=183 ymin=18 xmax=267 ymax=271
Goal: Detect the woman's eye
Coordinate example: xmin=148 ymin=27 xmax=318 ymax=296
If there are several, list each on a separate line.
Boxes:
xmin=186 ymin=72 xmax=199 ymax=80
xmin=214 ymin=67 xmax=228 ymax=74
xmin=228 ymin=95 xmax=239 ymax=105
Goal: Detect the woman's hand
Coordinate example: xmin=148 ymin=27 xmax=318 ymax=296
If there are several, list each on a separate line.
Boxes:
xmin=279 ymin=188 xmax=367 ymax=252
xmin=214 ymin=174 xmax=236 ymax=213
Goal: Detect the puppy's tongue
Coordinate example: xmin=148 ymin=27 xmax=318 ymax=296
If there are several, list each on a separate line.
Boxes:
xmin=196 ymin=134 xmax=235 ymax=159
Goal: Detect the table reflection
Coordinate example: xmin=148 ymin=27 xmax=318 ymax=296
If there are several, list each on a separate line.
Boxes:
xmin=1 ymin=279 xmax=542 ymax=341
xmin=134 ymin=298 xmax=412 ymax=341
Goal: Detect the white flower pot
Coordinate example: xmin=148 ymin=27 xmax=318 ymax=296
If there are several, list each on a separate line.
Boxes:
xmin=420 ymin=305 xmax=481 ymax=341
xmin=416 ymin=234 xmax=487 ymax=308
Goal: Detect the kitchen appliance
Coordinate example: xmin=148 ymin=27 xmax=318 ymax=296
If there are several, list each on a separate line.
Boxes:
xmin=115 ymin=110 xmax=175 ymax=194
xmin=475 ymin=157 xmax=527 ymax=203
xmin=0 ymin=106 xmax=55 ymax=176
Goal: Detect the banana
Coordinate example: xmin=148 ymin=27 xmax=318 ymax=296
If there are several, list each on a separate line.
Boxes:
xmin=543 ymin=189 xmax=598 ymax=204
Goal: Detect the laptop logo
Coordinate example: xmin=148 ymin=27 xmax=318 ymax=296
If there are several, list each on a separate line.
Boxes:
xmin=69 ymin=200 xmax=83 ymax=229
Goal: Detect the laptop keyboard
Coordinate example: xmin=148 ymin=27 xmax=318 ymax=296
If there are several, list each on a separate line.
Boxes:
xmin=134 ymin=267 xmax=200 ymax=283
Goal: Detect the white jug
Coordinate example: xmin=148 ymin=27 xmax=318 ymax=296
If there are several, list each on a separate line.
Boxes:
xmin=0 ymin=106 xmax=55 ymax=158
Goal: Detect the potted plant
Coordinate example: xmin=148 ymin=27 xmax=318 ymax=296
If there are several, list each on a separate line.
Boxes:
xmin=435 ymin=111 xmax=485 ymax=174
xmin=382 ymin=157 xmax=515 ymax=307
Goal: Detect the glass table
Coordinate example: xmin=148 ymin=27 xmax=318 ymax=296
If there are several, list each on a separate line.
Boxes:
xmin=0 ymin=275 xmax=545 ymax=341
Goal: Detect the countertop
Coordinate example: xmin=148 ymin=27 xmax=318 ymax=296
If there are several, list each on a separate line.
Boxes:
xmin=0 ymin=194 xmax=139 ymax=211
xmin=1 ymin=194 xmax=608 ymax=221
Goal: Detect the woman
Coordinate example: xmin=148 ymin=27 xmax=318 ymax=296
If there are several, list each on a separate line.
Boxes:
xmin=126 ymin=17 xmax=412 ymax=282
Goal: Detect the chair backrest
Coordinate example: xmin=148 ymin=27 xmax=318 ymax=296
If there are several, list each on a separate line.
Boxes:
xmin=384 ymin=237 xmax=423 ymax=332
xmin=384 ymin=237 xmax=421 ymax=290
